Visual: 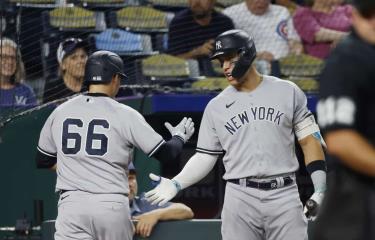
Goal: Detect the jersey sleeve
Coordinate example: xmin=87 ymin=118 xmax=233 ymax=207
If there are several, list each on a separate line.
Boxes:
xmin=36 ymin=111 xmax=57 ymax=167
xmin=317 ymin=50 xmax=361 ymax=132
xmin=196 ymin=104 xmax=223 ymax=155
xmin=126 ymin=110 xmax=164 ymax=157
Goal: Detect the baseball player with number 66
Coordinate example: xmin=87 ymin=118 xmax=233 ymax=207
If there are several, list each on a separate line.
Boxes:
xmin=146 ymin=30 xmax=327 ymax=240
xmin=35 ymin=50 xmax=195 ymax=240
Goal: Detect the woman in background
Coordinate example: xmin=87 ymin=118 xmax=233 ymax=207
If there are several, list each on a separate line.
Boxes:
xmin=42 ymin=37 xmax=87 ymax=103
xmin=0 ymin=37 xmax=36 ymax=107
xmin=293 ymin=0 xmax=352 ymax=59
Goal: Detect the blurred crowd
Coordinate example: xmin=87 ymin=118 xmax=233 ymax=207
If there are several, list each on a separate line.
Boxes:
xmin=0 ymin=0 xmax=353 ymax=108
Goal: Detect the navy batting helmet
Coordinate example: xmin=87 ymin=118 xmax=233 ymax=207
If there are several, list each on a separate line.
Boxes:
xmin=211 ymin=29 xmax=257 ymax=79
xmin=84 ymin=50 xmax=127 ymax=85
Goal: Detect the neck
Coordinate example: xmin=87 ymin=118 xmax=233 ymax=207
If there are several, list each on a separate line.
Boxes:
xmin=63 ymin=74 xmax=83 ymax=92
xmin=0 ymin=76 xmax=14 ymax=89
xmin=236 ymin=67 xmax=263 ymax=92
xmin=88 ymin=84 xmax=114 ymax=97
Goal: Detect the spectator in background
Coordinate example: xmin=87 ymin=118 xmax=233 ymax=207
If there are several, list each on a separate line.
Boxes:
xmin=0 ymin=37 xmax=36 ymax=107
xmin=129 ymin=163 xmax=194 ymax=238
xmin=167 ymin=0 xmax=234 ymax=75
xmin=293 ymin=0 xmax=352 ymax=59
xmin=43 ymin=38 xmax=87 ymax=103
xmin=223 ymin=0 xmax=303 ymax=65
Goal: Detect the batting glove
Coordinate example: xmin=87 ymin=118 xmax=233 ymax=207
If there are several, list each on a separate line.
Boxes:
xmin=304 ymin=191 xmax=325 ymax=221
xmin=164 ymin=117 xmax=195 ymax=143
xmin=145 ymin=173 xmax=180 ymax=206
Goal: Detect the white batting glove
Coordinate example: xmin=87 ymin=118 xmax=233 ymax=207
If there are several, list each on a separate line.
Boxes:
xmin=304 ymin=191 xmax=325 ymax=221
xmin=145 ymin=173 xmax=180 ymax=206
xmin=164 ymin=117 xmax=195 ymax=143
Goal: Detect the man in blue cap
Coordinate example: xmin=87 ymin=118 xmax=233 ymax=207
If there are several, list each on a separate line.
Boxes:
xmin=128 ymin=162 xmax=194 ymax=238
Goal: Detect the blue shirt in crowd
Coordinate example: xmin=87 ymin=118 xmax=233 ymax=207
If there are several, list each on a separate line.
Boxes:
xmin=0 ymin=83 xmax=37 ymax=107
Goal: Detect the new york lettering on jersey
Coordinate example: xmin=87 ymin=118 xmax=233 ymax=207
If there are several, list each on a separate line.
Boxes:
xmin=224 ymin=106 xmax=285 ymax=135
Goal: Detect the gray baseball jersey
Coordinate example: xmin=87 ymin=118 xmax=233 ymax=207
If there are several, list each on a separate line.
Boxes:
xmin=37 ymin=94 xmax=164 ymax=195
xmin=197 ymin=75 xmax=311 ymax=179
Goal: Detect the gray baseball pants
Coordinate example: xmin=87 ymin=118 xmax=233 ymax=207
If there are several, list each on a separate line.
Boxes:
xmin=55 ymin=190 xmax=133 ymax=240
xmin=221 ymin=178 xmax=308 ymax=240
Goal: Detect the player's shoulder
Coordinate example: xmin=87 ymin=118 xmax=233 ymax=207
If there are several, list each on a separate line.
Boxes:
xmin=107 ymin=99 xmax=143 ymax=118
xmin=46 ymin=94 xmax=82 ymax=120
xmin=205 ymin=86 xmax=235 ymax=108
xmin=52 ymin=94 xmax=81 ymax=111
xmin=263 ymin=75 xmax=299 ymax=90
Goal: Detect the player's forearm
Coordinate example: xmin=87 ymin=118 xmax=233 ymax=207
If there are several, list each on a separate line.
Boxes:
xmin=173 ymin=152 xmax=218 ymax=189
xmin=326 ymin=130 xmax=375 ymax=176
xmin=299 ymin=135 xmax=325 ymax=165
xmin=154 ymin=203 xmax=194 ymax=221
xmin=153 ymin=136 xmax=184 ymax=163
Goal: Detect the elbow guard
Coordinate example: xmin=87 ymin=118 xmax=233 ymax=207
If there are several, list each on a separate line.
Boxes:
xmin=295 ymin=115 xmax=327 ymax=148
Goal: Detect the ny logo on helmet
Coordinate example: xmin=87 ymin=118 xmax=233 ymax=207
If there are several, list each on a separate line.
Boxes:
xmin=216 ymin=41 xmax=222 ymax=50
xmin=93 ymin=76 xmax=102 ymax=81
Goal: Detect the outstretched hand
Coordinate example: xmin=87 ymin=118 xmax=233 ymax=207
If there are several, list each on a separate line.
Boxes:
xmin=145 ymin=173 xmax=180 ymax=206
xmin=164 ymin=117 xmax=194 ymax=143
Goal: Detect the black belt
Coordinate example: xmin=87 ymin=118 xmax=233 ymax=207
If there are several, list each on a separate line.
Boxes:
xmin=227 ymin=176 xmax=293 ymax=190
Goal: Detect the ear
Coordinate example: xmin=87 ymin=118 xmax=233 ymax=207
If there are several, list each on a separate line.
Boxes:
xmin=60 ymin=61 xmax=66 ymax=71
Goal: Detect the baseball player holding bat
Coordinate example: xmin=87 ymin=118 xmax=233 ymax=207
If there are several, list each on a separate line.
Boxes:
xmin=145 ymin=30 xmax=327 ymax=240
xmin=35 ymin=50 xmax=195 ymax=240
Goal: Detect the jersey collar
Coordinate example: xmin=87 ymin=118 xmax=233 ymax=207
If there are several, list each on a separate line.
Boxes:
xmin=86 ymin=93 xmax=110 ymax=97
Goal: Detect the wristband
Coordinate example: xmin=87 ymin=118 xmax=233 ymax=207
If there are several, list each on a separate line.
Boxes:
xmin=306 ymin=160 xmax=326 ymax=175
xmin=171 ymin=179 xmax=182 ymax=192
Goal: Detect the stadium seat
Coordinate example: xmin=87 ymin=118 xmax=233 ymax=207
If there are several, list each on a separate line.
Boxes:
xmin=69 ymin=0 xmax=135 ymax=10
xmin=45 ymin=6 xmax=105 ymax=30
xmin=191 ymin=77 xmax=229 ymax=91
xmin=108 ymin=6 xmax=172 ymax=51
xmin=279 ymin=54 xmax=323 ymax=78
xmin=92 ymin=28 xmax=155 ymax=56
xmin=8 ymin=0 xmax=54 ymax=4
xmin=89 ymin=28 xmax=158 ymax=85
xmin=141 ymin=54 xmax=200 ymax=84
xmin=149 ymin=0 xmax=188 ymax=8
xmin=278 ymin=54 xmax=323 ymax=93
xmin=109 ymin=6 xmax=169 ymax=32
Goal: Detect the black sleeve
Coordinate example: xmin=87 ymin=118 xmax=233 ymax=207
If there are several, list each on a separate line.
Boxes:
xmin=152 ymin=136 xmax=184 ymax=163
xmin=35 ymin=147 xmax=57 ymax=169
